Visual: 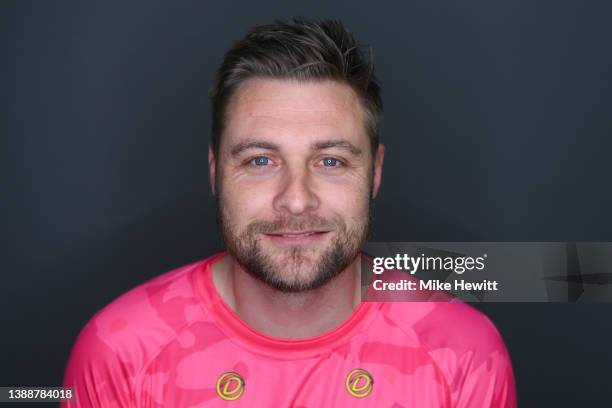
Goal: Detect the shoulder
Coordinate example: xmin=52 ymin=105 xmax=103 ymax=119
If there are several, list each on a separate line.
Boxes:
xmin=381 ymin=301 xmax=516 ymax=406
xmin=383 ymin=301 xmax=508 ymax=360
xmin=62 ymin=257 xmax=215 ymax=406
xmin=85 ymin=258 xmax=208 ymax=357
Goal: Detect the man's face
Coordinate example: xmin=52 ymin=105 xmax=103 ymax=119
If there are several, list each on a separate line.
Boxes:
xmin=210 ymin=79 xmax=384 ymax=292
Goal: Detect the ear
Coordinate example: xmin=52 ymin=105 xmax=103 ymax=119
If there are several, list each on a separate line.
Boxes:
xmin=371 ymin=144 xmax=385 ymax=199
xmin=208 ymin=145 xmax=217 ymax=195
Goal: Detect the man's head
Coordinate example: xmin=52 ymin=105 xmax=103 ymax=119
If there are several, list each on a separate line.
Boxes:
xmin=208 ymin=19 xmax=384 ymax=292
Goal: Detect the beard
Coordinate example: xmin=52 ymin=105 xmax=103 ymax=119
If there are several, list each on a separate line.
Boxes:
xmin=215 ymin=193 xmax=372 ymax=293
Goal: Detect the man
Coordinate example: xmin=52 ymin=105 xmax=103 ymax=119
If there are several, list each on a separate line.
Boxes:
xmin=63 ymin=18 xmax=516 ymax=407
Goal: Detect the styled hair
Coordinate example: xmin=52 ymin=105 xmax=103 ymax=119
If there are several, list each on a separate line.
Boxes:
xmin=209 ymin=18 xmax=382 ymax=156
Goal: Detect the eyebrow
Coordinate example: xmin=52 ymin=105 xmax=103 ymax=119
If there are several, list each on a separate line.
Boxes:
xmin=230 ymin=141 xmax=280 ymax=156
xmin=313 ymin=140 xmax=362 ymax=156
xmin=229 ymin=139 xmax=363 ymax=157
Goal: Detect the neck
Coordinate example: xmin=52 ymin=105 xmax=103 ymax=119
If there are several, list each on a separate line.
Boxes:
xmin=211 ymin=253 xmax=363 ymax=339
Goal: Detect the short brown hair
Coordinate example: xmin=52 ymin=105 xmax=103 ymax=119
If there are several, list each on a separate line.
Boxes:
xmin=209 ymin=18 xmax=382 ymax=156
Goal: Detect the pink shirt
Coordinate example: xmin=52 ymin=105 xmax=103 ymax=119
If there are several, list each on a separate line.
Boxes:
xmin=62 ymin=252 xmax=516 ymax=407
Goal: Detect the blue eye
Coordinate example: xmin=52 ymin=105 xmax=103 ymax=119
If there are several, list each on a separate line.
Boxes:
xmin=252 ymin=156 xmax=270 ymax=166
xmin=321 ymin=158 xmax=340 ymax=167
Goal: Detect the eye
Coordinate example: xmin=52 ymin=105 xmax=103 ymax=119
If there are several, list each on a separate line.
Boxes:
xmin=320 ymin=157 xmax=342 ymax=167
xmin=251 ymin=156 xmax=270 ymax=166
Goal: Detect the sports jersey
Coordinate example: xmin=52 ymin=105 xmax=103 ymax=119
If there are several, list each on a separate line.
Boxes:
xmin=62 ymin=252 xmax=516 ymax=407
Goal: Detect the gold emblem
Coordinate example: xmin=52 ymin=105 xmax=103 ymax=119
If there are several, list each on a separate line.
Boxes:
xmin=345 ymin=368 xmax=374 ymax=398
xmin=216 ymin=371 xmax=245 ymax=401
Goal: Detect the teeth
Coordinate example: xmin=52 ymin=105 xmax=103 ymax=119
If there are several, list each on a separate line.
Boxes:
xmin=282 ymin=232 xmax=315 ymax=238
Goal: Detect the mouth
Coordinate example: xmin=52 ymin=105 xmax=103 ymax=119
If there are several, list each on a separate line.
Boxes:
xmin=264 ymin=230 xmax=330 ymax=245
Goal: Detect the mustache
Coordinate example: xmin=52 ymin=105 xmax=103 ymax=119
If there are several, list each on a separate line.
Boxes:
xmin=245 ymin=215 xmax=341 ymax=235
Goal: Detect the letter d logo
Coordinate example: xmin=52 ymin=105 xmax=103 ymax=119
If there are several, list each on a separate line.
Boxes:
xmin=345 ymin=368 xmax=374 ymax=398
xmin=216 ymin=372 xmax=245 ymax=401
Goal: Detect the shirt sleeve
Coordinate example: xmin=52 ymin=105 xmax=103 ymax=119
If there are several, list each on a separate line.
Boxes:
xmin=412 ymin=302 xmax=517 ymax=407
xmin=61 ymin=320 xmax=135 ymax=408
xmin=453 ymin=315 xmax=517 ymax=408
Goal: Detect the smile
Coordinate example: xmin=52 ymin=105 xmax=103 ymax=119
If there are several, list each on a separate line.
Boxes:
xmin=280 ymin=232 xmax=317 ymax=237
xmin=264 ymin=231 xmax=330 ymax=245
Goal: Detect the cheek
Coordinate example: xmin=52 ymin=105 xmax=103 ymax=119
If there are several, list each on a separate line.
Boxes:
xmin=221 ymin=180 xmax=275 ymax=221
xmin=319 ymin=182 xmax=370 ymax=216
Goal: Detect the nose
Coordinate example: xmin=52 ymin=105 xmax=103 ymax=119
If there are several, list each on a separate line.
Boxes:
xmin=273 ymin=167 xmax=320 ymax=215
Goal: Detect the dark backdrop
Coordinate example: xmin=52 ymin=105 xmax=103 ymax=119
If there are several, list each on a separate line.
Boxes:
xmin=2 ymin=1 xmax=612 ymax=406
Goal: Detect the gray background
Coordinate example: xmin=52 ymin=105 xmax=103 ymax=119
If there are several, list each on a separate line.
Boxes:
xmin=2 ymin=0 xmax=612 ymax=406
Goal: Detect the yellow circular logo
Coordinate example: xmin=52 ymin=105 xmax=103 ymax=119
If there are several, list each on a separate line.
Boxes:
xmin=345 ymin=368 xmax=374 ymax=398
xmin=216 ymin=372 xmax=245 ymax=401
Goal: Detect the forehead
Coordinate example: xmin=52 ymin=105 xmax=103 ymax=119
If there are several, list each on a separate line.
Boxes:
xmin=222 ymin=78 xmax=367 ymax=149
